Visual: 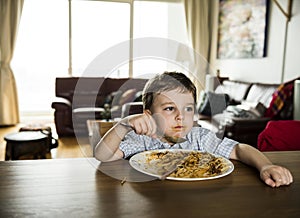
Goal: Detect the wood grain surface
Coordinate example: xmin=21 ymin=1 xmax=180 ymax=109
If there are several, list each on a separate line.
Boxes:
xmin=0 ymin=151 xmax=299 ymax=217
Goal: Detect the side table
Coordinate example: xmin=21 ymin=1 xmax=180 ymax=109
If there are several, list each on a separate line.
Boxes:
xmin=4 ymin=131 xmax=48 ymax=160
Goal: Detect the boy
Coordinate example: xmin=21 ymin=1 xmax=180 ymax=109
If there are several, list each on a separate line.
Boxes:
xmin=95 ymin=72 xmax=293 ymax=187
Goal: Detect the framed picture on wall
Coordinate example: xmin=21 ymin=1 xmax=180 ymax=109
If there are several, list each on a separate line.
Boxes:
xmin=217 ymin=0 xmax=269 ymax=59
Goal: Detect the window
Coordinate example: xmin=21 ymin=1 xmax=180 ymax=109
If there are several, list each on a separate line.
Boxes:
xmin=11 ymin=0 xmax=68 ymax=115
xmin=12 ymin=0 xmax=188 ymax=115
xmin=132 ymin=1 xmax=188 ymax=77
xmin=72 ymin=1 xmax=130 ymax=76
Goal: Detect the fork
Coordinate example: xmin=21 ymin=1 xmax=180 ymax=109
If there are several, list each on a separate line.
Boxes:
xmin=119 ymin=122 xmax=187 ymax=144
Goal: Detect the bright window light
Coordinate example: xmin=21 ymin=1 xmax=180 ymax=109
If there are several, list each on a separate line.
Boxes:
xmin=11 ymin=0 xmax=68 ymax=115
xmin=12 ymin=0 xmax=188 ymax=115
xmin=72 ymin=1 xmax=130 ymax=76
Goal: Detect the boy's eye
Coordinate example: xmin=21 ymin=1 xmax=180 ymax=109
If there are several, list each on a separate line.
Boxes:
xmin=164 ymin=106 xmax=175 ymax=111
xmin=185 ymin=106 xmax=194 ymax=112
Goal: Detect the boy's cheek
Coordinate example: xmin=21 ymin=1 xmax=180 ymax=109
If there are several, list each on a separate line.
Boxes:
xmin=185 ymin=124 xmax=194 ymax=134
xmin=151 ymin=113 xmax=167 ymax=133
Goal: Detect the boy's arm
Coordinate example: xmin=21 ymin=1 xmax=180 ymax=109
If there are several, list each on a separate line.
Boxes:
xmin=94 ymin=122 xmax=131 ymax=162
xmin=230 ymin=143 xmax=293 ymax=187
xmin=95 ymin=112 xmax=157 ymax=162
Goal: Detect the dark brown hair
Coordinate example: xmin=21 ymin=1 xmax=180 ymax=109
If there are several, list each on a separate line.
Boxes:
xmin=142 ymin=71 xmax=197 ymax=110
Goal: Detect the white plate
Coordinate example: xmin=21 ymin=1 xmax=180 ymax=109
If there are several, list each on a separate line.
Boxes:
xmin=129 ymin=149 xmax=234 ymax=181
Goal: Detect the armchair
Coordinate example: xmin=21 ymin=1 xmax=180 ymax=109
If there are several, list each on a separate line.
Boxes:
xmin=52 ymin=77 xmax=148 ymax=137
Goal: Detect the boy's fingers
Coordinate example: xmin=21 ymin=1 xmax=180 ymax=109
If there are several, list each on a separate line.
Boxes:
xmin=285 ymin=168 xmax=293 ymax=183
xmin=128 ymin=112 xmax=158 ymax=137
xmin=149 ymin=118 xmax=157 ymax=136
xmin=151 ymin=133 xmax=158 ymax=139
xmin=132 ymin=117 xmax=156 ymax=136
xmin=261 ymin=166 xmax=293 ymax=187
xmin=144 ymin=112 xmax=157 ymax=136
xmin=261 ymin=171 xmax=274 ymax=186
xmin=272 ymin=167 xmax=293 ymax=186
xmin=133 ymin=122 xmax=142 ymax=135
xmin=282 ymin=169 xmax=293 ymax=184
xmin=264 ymin=178 xmax=276 ymax=188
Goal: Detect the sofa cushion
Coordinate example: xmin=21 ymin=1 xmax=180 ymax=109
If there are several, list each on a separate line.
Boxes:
xmin=245 ymin=84 xmax=278 ymax=108
xmin=112 ymin=90 xmax=123 ymax=104
xmin=215 ymin=80 xmax=251 ymax=103
xmin=119 ymin=89 xmax=137 ymax=105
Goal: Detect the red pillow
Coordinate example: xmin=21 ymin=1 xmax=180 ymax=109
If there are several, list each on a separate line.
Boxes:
xmin=257 ymin=120 xmax=300 ymax=151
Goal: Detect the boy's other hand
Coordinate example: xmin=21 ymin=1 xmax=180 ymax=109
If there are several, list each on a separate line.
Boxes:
xmin=260 ymin=165 xmax=293 ymax=188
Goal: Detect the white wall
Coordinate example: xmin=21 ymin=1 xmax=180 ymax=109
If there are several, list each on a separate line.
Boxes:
xmin=211 ymin=0 xmax=300 ymax=84
xmin=284 ymin=0 xmax=300 ymax=82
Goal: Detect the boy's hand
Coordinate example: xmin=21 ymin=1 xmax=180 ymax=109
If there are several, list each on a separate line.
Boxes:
xmin=125 ymin=112 xmax=157 ymax=138
xmin=260 ymin=165 xmax=293 ymax=188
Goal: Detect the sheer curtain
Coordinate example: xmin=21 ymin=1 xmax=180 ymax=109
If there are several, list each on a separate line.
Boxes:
xmin=0 ymin=0 xmax=23 ymax=125
xmin=183 ymin=0 xmax=215 ymax=92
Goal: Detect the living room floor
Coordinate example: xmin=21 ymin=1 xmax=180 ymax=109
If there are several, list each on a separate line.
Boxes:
xmin=0 ymin=115 xmax=93 ymax=161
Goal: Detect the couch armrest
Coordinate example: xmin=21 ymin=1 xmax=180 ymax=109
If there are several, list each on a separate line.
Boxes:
xmin=51 ymin=97 xmax=71 ymax=109
xmin=121 ymin=102 xmax=143 ymax=118
xmin=51 ymin=97 xmax=74 ymax=136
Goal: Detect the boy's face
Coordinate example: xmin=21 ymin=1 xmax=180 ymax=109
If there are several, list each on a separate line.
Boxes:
xmin=149 ymin=89 xmax=195 ymax=142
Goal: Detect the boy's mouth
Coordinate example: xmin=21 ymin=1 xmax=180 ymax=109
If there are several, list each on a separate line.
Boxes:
xmin=161 ymin=126 xmax=187 ymax=144
xmin=172 ymin=125 xmax=185 ymax=131
xmin=170 ymin=126 xmax=186 ymax=137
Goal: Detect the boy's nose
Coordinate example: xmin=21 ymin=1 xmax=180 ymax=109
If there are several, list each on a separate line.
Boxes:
xmin=175 ymin=111 xmax=184 ymax=120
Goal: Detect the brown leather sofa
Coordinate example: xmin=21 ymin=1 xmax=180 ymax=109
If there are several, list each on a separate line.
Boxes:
xmin=198 ymin=78 xmax=297 ymax=147
xmin=52 ymin=76 xmax=298 ymax=144
xmin=51 ymin=77 xmax=148 ymax=137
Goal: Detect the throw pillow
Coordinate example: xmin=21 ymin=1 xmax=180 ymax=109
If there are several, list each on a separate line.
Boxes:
xmin=110 ymin=90 xmax=123 ymax=107
xmin=257 ymin=120 xmax=300 ymax=151
xmin=198 ymin=91 xmax=229 ymax=116
xmin=265 ymin=80 xmax=295 ymax=119
xmin=119 ymin=89 xmax=137 ymax=105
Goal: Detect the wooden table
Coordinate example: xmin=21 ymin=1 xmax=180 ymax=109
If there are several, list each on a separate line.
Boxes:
xmin=0 ymin=151 xmax=299 ymax=217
